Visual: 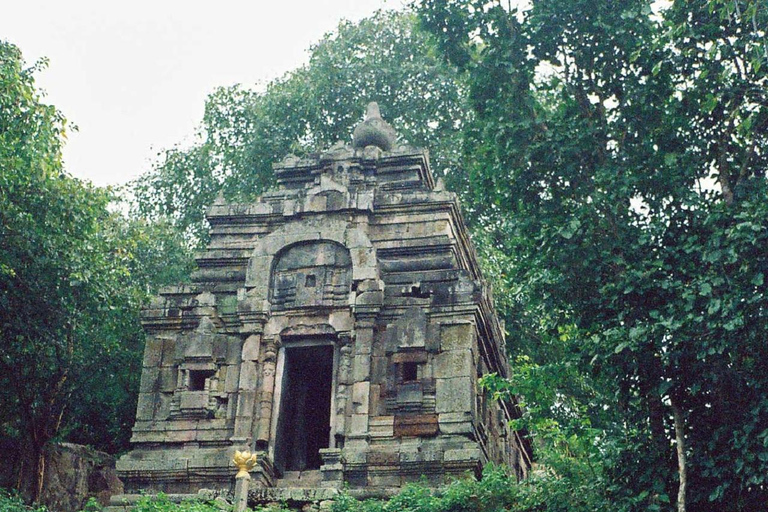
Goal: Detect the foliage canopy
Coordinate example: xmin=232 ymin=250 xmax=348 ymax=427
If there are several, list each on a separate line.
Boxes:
xmin=131 ymin=10 xmax=468 ymax=242
xmin=0 ymin=40 xmax=194 ymax=501
xmin=418 ymin=0 xmax=768 ymax=510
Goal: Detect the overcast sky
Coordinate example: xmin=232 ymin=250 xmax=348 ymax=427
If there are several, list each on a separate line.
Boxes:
xmin=3 ymin=0 xmax=398 ymax=187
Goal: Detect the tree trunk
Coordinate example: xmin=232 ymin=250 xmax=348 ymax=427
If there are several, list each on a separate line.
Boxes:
xmin=25 ymin=425 xmax=50 ymax=504
xmin=33 ymin=446 xmax=45 ymax=504
xmin=671 ymin=398 xmax=687 ymax=512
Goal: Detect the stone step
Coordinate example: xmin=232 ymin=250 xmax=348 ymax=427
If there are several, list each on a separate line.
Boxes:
xmin=275 ymin=470 xmax=322 ymax=488
xmin=106 ymin=493 xmax=205 ymax=512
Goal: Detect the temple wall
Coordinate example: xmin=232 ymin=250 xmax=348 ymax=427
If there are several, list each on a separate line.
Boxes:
xmin=116 ymin=109 xmax=530 ymax=497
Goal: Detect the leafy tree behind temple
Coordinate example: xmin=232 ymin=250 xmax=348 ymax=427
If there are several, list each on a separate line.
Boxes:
xmin=419 ymin=0 xmax=768 ymax=510
xmin=0 ymin=41 xmax=194 ymax=501
xmin=131 ymin=10 xmax=468 ymax=243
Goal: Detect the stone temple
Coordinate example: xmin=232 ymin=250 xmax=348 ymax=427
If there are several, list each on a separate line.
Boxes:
xmin=115 ymin=103 xmax=531 ymax=501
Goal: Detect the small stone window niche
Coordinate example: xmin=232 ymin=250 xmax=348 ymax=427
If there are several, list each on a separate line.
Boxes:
xmin=392 ymin=352 xmax=428 ymax=383
xmin=188 ymin=369 xmax=216 ymax=391
xmin=168 ymin=366 xmax=226 ymax=420
xmin=400 ymin=362 xmax=421 ymax=383
xmin=387 ymin=350 xmax=434 ymax=416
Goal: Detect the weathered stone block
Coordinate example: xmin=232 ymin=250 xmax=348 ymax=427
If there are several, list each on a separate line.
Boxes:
xmin=143 ymin=338 xmax=164 ymax=368
xmin=342 ymin=447 xmax=367 ymax=464
xmin=387 ymin=307 xmax=427 ymax=350
xmin=399 ymin=447 xmax=423 ymax=463
xmin=433 ymin=350 xmax=472 ymax=378
xmin=179 ymin=391 xmax=208 ymax=411
xmin=238 ymin=361 xmax=259 ymax=390
xmin=371 ymin=356 xmax=388 ymax=383
xmin=344 ymin=227 xmax=370 ymax=249
xmin=352 ymin=382 xmax=370 ymax=415
xmin=355 ymin=289 xmax=384 ymax=307
xmin=241 ymin=335 xmax=260 ymax=361
xmin=329 ymin=311 xmax=354 ymax=332
xmin=425 ymin=322 xmax=440 ymax=353
xmin=185 ymin=333 xmax=213 ymax=358
xmin=438 ymin=412 xmax=473 ymax=435
xmin=368 ymin=470 xmax=402 ymax=488
xmin=392 ymin=351 xmax=428 ymax=364
xmin=369 ymin=416 xmax=394 ymax=439
xmin=224 ymin=364 xmax=240 ymax=393
xmin=348 ymin=414 xmax=369 ymax=435
xmin=396 ymin=382 xmax=423 ymax=407
xmin=135 ymin=393 xmax=156 ymax=421
xmin=344 ymin=469 xmax=368 ymax=487
xmin=139 ymin=368 xmax=159 ymax=393
xmin=367 ymin=451 xmax=398 ymax=466
xmin=164 ymin=430 xmax=197 ymax=443
xmin=226 ymin=338 xmax=242 ymax=364
xmin=156 ymin=392 xmax=172 ymax=420
xmin=355 ymin=329 xmax=373 ymax=355
xmin=393 ymin=414 xmax=438 ymax=438
xmin=161 ymin=336 xmax=178 ymax=365
xmin=355 ymin=190 xmax=374 ymax=212
xmin=212 ymin=336 xmax=229 ymax=361
xmin=236 ymin=390 xmax=256 ymax=416
xmin=440 ymin=323 xmax=474 ymax=352
xmin=158 ymin=368 xmax=177 ymax=393
xmin=369 ymin=384 xmax=382 ymax=416
xmin=444 ymin=448 xmax=481 ymax=463
xmin=353 ymin=354 xmax=371 ymax=381
xmin=436 ymin=377 xmax=473 ymax=414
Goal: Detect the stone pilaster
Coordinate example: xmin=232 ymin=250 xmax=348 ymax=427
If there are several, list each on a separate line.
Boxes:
xmin=256 ymin=337 xmax=279 ymax=448
xmin=334 ymin=339 xmax=353 ymax=440
xmin=231 ymin=333 xmax=262 ymax=444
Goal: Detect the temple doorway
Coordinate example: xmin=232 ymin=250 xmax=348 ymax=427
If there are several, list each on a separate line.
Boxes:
xmin=274 ymin=343 xmax=334 ymax=474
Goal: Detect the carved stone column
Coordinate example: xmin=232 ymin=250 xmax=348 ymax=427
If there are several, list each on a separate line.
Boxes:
xmin=233 ymin=290 xmax=267 ymax=446
xmin=335 ymin=338 xmax=354 ymax=441
xmin=256 ymin=336 xmax=279 ymax=448
xmin=347 ymin=320 xmax=374 ymax=443
xmin=232 ymin=333 xmax=262 ymax=444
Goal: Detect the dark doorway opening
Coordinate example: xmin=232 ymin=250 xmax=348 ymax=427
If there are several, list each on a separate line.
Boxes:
xmin=275 ymin=344 xmax=334 ymax=474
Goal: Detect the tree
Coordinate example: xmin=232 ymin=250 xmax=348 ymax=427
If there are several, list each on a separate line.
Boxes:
xmin=418 ymin=1 xmax=768 ymax=511
xmin=0 ymin=41 xmax=194 ymax=500
xmin=131 ymin=10 xmax=468 ymax=243
xmin=61 ymin=216 xmax=195 ymax=454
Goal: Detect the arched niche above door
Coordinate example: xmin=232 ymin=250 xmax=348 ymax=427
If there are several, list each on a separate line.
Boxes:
xmin=269 ymin=241 xmax=352 ymax=311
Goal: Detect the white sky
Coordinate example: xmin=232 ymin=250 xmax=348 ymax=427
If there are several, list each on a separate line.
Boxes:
xmin=2 ymin=0 xmax=398 ymax=187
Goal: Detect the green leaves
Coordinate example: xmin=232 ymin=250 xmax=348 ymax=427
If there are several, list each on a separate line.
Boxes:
xmin=419 ymin=0 xmax=768 ymax=509
xmin=131 ymin=10 xmax=467 ymax=245
xmin=0 ymin=41 xmax=196 ymax=487
xmin=558 ymin=218 xmax=581 ymax=240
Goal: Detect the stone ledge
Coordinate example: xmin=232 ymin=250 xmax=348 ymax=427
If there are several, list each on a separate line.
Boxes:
xmin=249 ymin=487 xmax=340 ymax=503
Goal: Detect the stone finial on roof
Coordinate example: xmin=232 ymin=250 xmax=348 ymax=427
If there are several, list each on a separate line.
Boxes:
xmin=352 ymin=102 xmax=397 ymax=151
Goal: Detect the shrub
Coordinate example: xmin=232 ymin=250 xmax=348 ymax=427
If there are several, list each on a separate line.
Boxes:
xmin=0 ymin=491 xmax=48 ymax=512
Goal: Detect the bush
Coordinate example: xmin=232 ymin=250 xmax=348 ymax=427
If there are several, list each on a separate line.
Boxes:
xmin=3 ymin=465 xmax=608 ymax=512
xmin=130 ymin=494 xmax=228 ymax=512
xmin=0 ymin=491 xmax=48 ymax=512
xmin=330 ymin=465 xmax=612 ymax=512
